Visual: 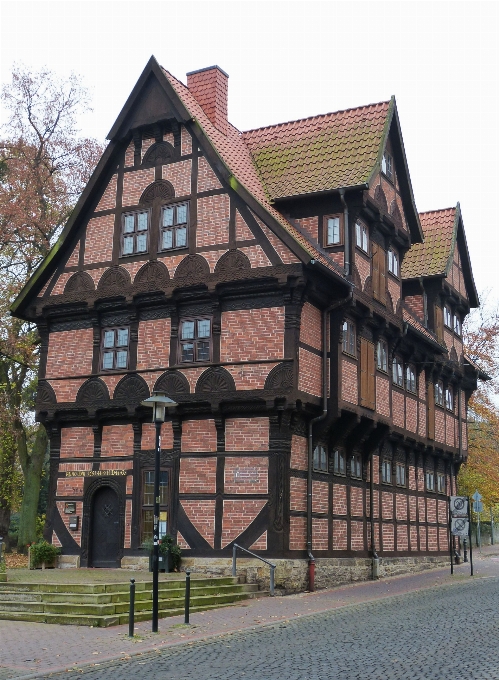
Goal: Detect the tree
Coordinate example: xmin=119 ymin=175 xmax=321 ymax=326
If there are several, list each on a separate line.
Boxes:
xmin=0 ymin=64 xmax=103 ymax=549
xmin=458 ymin=296 xmax=499 ymax=509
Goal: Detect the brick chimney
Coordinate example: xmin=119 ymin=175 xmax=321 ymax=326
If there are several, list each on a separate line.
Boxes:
xmin=186 ymin=66 xmax=228 ymax=135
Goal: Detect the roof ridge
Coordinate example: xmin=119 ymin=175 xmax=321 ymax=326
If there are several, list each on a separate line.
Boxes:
xmin=419 ymin=207 xmax=456 ymax=216
xmin=241 ymin=100 xmax=391 ymax=135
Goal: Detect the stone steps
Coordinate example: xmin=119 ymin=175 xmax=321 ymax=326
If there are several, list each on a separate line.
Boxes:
xmin=0 ymin=577 xmax=260 ymax=626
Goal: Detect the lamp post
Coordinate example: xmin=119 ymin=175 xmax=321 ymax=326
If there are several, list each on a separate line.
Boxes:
xmin=140 ymin=392 xmax=177 ymax=632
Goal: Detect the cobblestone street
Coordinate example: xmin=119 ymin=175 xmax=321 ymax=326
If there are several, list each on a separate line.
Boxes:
xmin=38 ymin=572 xmax=499 ymax=680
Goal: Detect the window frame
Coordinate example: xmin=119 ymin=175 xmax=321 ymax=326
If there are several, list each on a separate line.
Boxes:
xmin=141 ymin=468 xmax=170 ymax=543
xmin=342 ymin=320 xmax=356 ymax=357
xmin=453 ymin=313 xmax=461 ymax=336
xmin=376 ymin=339 xmax=388 ymax=373
xmin=381 ymin=152 xmax=394 ymax=181
xmin=313 ymin=444 xmax=328 ymax=473
xmin=435 ymin=381 xmax=444 ymax=407
xmin=395 ymin=462 xmax=406 ymax=487
xmin=387 ymin=247 xmax=399 ymax=277
xmin=350 ymin=453 xmax=362 ymax=479
xmin=178 ymin=317 xmax=213 ymax=364
xmin=392 ymin=356 xmax=404 ymax=387
xmin=324 ymin=214 xmax=343 ymax=246
xmin=333 ymin=449 xmax=346 ymax=476
xmin=444 ymin=305 xmax=453 ymax=329
xmin=100 ymin=326 xmax=130 ymax=371
xmin=159 ymin=201 xmax=189 ymax=252
xmin=437 ymin=473 xmax=446 ymax=494
xmin=405 ymin=364 xmax=417 ymax=394
xmin=426 ymin=471 xmax=435 ymax=492
xmin=121 ymin=209 xmax=150 ymax=257
xmin=355 ymin=221 xmax=369 ymax=253
xmin=381 ymin=459 xmax=392 ymax=484
xmin=445 ymin=386 xmax=454 ymax=412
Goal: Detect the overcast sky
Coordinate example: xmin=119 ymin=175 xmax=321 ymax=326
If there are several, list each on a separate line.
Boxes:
xmin=1 ymin=1 xmax=498 ymax=306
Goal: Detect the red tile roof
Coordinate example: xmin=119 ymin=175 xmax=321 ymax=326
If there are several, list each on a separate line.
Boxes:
xmin=402 ymin=307 xmax=444 ymax=349
xmin=402 ymin=208 xmax=457 ymax=279
xmin=242 ymin=102 xmax=392 ymax=200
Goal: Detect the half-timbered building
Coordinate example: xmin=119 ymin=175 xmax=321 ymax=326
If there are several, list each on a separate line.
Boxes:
xmin=12 ymin=58 xmax=480 ymax=590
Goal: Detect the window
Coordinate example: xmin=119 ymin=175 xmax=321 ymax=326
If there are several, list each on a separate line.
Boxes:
xmin=333 ymin=449 xmax=346 ymax=475
xmin=406 ymin=365 xmax=416 ymax=393
xmin=101 ymin=327 xmax=129 ymax=370
xmin=437 ymin=473 xmax=446 ymax=494
xmin=396 ymin=463 xmax=406 ymax=486
xmin=445 ymin=387 xmax=454 ymax=411
xmin=350 ymin=453 xmax=362 ymax=479
xmin=179 ymin=318 xmax=212 ymax=363
xmin=325 ymin=215 xmax=342 ymax=245
xmin=392 ymin=357 xmax=403 ymax=387
xmin=387 ymin=248 xmax=399 ymax=277
xmin=377 ymin=340 xmax=388 ymax=372
xmin=454 ymin=314 xmax=461 ymax=336
xmin=381 ymin=152 xmax=393 ymax=181
xmin=355 ymin=221 xmax=369 ymax=252
xmin=444 ymin=305 xmax=453 ymax=328
xmin=426 ymin=471 xmax=435 ymax=492
xmin=381 ymin=459 xmax=392 ymax=484
xmin=435 ymin=381 xmax=444 ymax=407
xmin=142 ymin=470 xmax=169 ymax=542
xmin=122 ymin=210 xmax=149 ymax=255
xmin=342 ymin=320 xmax=356 ymax=356
xmin=160 ymin=202 xmax=188 ymax=251
xmin=313 ymin=445 xmax=328 ymax=472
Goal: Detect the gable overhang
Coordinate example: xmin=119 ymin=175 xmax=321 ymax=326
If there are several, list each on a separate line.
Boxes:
xmin=367 ymin=97 xmax=423 ymax=245
xmin=271 ymin=183 xmax=369 ymax=204
xmin=444 ymin=204 xmax=479 ymax=308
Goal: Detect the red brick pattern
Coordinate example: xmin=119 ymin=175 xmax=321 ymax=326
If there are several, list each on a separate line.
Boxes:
xmin=181 ymin=126 xmax=192 ymax=155
xmin=405 ymin=294 xmax=424 ymax=319
xmin=182 ymin=500 xmax=216 ymax=547
xmin=392 ymin=390 xmax=405 ymax=428
xmin=330 ymin=251 xmax=344 ymax=267
xmin=427 ymin=498 xmax=437 ymax=523
xmin=445 ymin=413 xmax=455 ymax=447
xmin=397 ymin=524 xmax=408 ymax=550
xmin=201 ymin=249 xmax=228 ymax=273
xmin=255 ymin=217 xmax=300 ymax=264
xmin=121 ymin=260 xmax=145 ymax=284
xmin=56 ymin=476 xmax=84 ymax=497
xmin=341 ymin=358 xmax=358 ymax=404
xmin=84 ymin=215 xmax=114 ymax=265
xmin=355 ymin=252 xmax=370 ymax=289
xmin=153 ymin=413 xmax=187 ymax=451
xmin=350 ymin=486 xmax=363 ymax=516
xmin=438 ymin=500 xmax=448 ymax=524
xmin=125 ymin=141 xmax=134 ymax=167
xmin=95 ymin=174 xmax=117 ymax=211
xmin=290 ymin=435 xmax=307 ymax=470
xmin=235 ymin=210 xmax=254 ymax=241
xmin=179 ymin=457 xmax=217 ymax=493
xmin=298 ymin=348 xmax=322 ymax=397
xmin=290 ymin=476 xmax=307 ymax=511
xmin=222 ymin=499 xmax=266 ymax=547
xmin=300 ymin=302 xmax=322 ymax=351
xmin=418 ymin=497 xmax=426 ymax=521
xmin=332 ymin=519 xmax=347 ymax=550
xmin=312 ymin=518 xmax=328 ymax=550
xmin=157 ymin=253 xmax=188 ymax=278
xmin=56 ymin=501 xmax=83 ymax=546
xmin=51 ymin=272 xmax=72 ymax=296
xmin=122 ymin=168 xmax=155 ymax=206
xmin=225 ymin=417 xmax=269 ymax=451
xmin=66 ymin=241 xmax=80 ymax=267
xmin=382 ymin=491 xmax=393 ymax=519
xmin=366 ymin=490 xmax=379 ymax=518
xmin=221 ymin=307 xmax=284 ymax=362
xmin=408 ymin=465 xmax=416 ymax=491
xmin=197 ymin=194 xmax=230 ymax=247
xmin=101 ymin=425 xmax=134 ymax=457
xmin=428 ymin=525 xmax=438 ymax=551
xmin=87 ymin=267 xmax=108 ymax=287
xmin=438 ymin=526 xmax=448 ymax=551
xmin=46 ymin=329 xmax=93 ymax=378
xmin=181 ymin=419 xmax=217 ymax=452
xmin=60 ymin=427 xmax=94 ymax=458
xmin=250 ymin=531 xmax=267 ymax=551
xmin=418 ymin=401 xmax=427 ymax=436
xmin=137 ymin=318 xmax=171 ymax=370
xmin=178 ymin=366 xmax=205 ymax=393
xmin=187 ymin=68 xmax=228 ymax=135
xmin=197 ymin=156 xmax=222 ymax=192
xmin=419 ymin=525 xmax=427 ymax=549
xmin=312 ymin=480 xmax=329 ymax=514
xmin=49 ymin=379 xmax=85 ymax=402
xmin=177 ymin=532 xmax=190 ymax=549
xmin=59 ymin=462 xmax=92 ymax=472
xmin=396 ymin=493 xmax=407 ymax=520
xmin=224 ymin=456 xmax=268 ymax=494
xmin=376 ymin=375 xmax=390 ymax=417
xmin=382 ymin=523 xmax=394 ymax=550
xmin=406 ymin=397 xmax=417 ymax=433
xmin=435 ymin=409 xmax=445 ymax=443
xmin=296 ymin=216 xmax=318 ymax=242
xmin=225 ymin=363 xmax=278 ymax=390
xmin=162 ymin=159 xmax=192 ymax=196
xmin=289 ymin=516 xmax=307 ymax=550
xmin=332 ymin=484 xmax=347 ymax=515
xmin=410 ymin=524 xmax=419 ymax=549
xmin=240 ymin=245 xmax=272 ymax=268
xmin=388 ymin=277 xmax=400 ymax=311
xmin=351 ymin=520 xmax=364 ymax=550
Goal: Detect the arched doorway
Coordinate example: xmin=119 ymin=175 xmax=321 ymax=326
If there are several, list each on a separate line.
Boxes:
xmin=90 ymin=486 xmax=120 ymax=568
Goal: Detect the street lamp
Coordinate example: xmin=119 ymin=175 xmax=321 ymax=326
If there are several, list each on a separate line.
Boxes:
xmin=140 ymin=391 xmax=178 ymax=632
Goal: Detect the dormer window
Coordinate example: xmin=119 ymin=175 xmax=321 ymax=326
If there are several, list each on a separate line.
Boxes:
xmin=454 ymin=314 xmax=461 ymax=336
xmin=444 ymin=305 xmax=453 ymax=329
xmin=387 ymin=248 xmax=399 ymax=277
xmin=325 ymin=215 xmax=342 ymax=245
xmin=381 ymin=152 xmax=393 ymax=181
xmin=355 ymin=221 xmax=368 ymax=253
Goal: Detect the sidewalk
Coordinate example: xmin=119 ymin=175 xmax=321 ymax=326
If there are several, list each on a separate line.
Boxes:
xmin=1 ymin=547 xmax=498 ymax=680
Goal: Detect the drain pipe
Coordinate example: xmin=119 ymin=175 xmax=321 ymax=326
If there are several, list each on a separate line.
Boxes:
xmin=307 ymin=290 xmax=353 ymax=591
xmin=339 ymin=189 xmax=350 ymax=277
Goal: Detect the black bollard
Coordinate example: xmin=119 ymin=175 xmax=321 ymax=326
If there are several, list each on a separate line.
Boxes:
xmin=129 ymin=578 xmax=135 ymax=638
xmin=463 ymin=537 xmax=468 ymax=563
xmin=184 ymin=570 xmax=191 ymax=624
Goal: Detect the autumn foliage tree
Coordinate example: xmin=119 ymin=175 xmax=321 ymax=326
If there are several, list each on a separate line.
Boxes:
xmin=0 ymin=65 xmax=103 ymax=549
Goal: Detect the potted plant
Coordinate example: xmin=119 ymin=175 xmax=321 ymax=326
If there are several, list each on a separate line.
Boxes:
xmin=29 ymin=540 xmax=61 ymax=569
xmin=142 ymin=535 xmax=181 ymax=573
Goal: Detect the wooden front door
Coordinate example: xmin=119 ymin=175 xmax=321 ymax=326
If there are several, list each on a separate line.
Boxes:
xmin=90 ymin=486 xmax=120 ymax=568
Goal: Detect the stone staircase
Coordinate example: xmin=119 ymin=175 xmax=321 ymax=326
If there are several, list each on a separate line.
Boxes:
xmin=0 ymin=576 xmax=260 ymax=627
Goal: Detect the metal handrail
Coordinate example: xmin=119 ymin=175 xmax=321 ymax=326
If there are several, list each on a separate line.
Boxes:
xmin=232 ymin=543 xmax=276 ymax=596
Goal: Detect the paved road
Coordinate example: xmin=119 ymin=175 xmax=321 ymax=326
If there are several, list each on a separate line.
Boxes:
xmin=41 ymin=575 xmax=499 ymax=680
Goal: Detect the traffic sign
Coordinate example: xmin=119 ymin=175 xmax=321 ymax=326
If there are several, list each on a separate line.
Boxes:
xmin=473 ymin=501 xmax=483 ymax=513
xmin=472 ymin=490 xmax=482 ymax=502
xmin=451 ymin=517 xmax=470 ymax=537
xmin=449 ymin=496 xmax=468 ymax=516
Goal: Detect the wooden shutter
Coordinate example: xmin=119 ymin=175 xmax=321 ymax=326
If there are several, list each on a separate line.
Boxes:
xmin=427 ymin=382 xmax=435 ymax=440
xmin=435 ymin=305 xmax=444 ymax=342
xmin=360 ymin=339 xmax=375 ymax=409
